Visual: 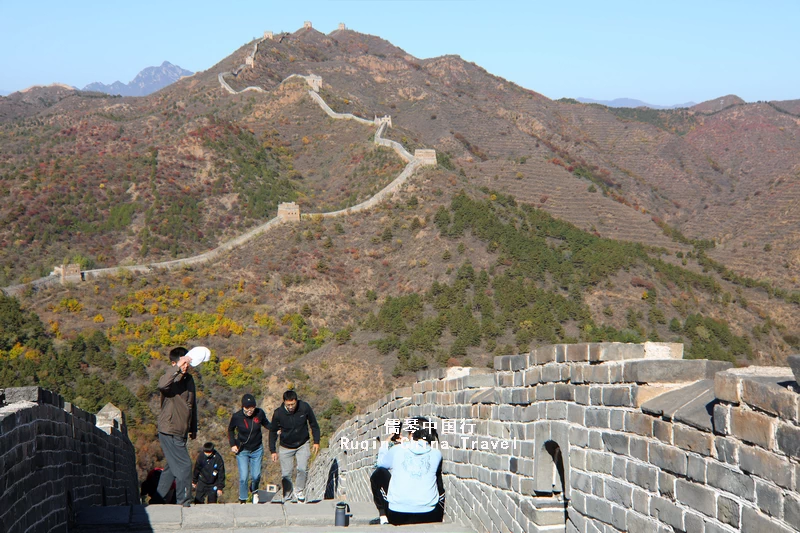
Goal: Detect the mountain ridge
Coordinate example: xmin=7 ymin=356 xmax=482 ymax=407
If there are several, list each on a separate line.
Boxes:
xmin=576 ymin=97 xmax=697 ymax=109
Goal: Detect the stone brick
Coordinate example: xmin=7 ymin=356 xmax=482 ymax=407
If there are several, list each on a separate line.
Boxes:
xmin=739 ymin=445 xmax=793 ymax=489
xmin=604 ymin=479 xmax=633 ymax=507
xmin=632 ymin=488 xmax=649 ymax=514
xmin=623 ymin=359 xmax=732 ymax=383
xmin=624 ymin=412 xmax=654 ymax=437
xmin=627 ymin=511 xmax=659 ymax=533
xmin=730 ymin=408 xmax=774 ymax=449
xmin=533 ymin=345 xmax=557 ymax=365
xmin=653 ymin=420 xmax=672 ymax=444
xmin=602 ymin=387 xmax=632 ymax=407
xmin=674 ymin=425 xmax=713 ymax=456
xmin=648 ymin=442 xmax=687 ymax=476
xmin=524 ymin=367 xmax=542 ymax=386
xmin=741 ymin=506 xmax=793 ymax=533
xmin=584 ymin=365 xmax=611 ymax=384
xmin=687 ymin=454 xmax=707 ymax=483
xmin=776 ymin=422 xmax=800 ymax=460
xmin=567 ymin=343 xmax=590 ymax=362
xmin=784 ymin=494 xmax=800 ymax=531
xmin=716 ymin=495 xmax=739 ymax=528
xmin=741 ymin=378 xmax=798 ymax=421
xmin=587 ymin=451 xmax=613 ymax=475
xmin=651 ymin=496 xmax=684 ymax=530
xmin=676 ymin=479 xmax=715 ymax=517
xmin=714 ymin=436 xmax=738 ymax=464
xmin=602 ymin=433 xmax=630 ymax=456
xmin=714 ymin=370 xmax=741 ymax=403
xmin=626 ymin=462 xmax=657 ymax=492
xmin=707 ymin=462 xmax=754 ymax=501
xmin=585 ymin=409 xmax=610 ymax=429
xmin=756 ymin=480 xmax=783 ymax=518
xmin=629 ymin=437 xmax=648 ymax=462
xmin=610 ymin=411 xmax=624 ymax=431
xmin=585 ymin=495 xmax=613 ymax=524
xmin=658 ymin=471 xmax=675 ymax=498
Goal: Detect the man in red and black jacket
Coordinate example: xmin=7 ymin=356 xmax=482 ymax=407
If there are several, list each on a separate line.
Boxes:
xmin=228 ymin=393 xmax=269 ymax=503
xmin=269 ymin=390 xmax=320 ymax=503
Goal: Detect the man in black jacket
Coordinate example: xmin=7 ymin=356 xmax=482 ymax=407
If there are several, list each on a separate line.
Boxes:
xmin=269 ymin=390 xmax=320 ymax=503
xmin=228 ymin=393 xmax=269 ymax=503
xmin=192 ymin=442 xmax=226 ymax=503
xmin=156 ymin=347 xmax=197 ymax=507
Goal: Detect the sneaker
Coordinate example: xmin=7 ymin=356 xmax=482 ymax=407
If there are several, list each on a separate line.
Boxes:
xmin=288 ymin=491 xmax=297 ymax=504
xmin=369 ymin=517 xmax=381 ymax=525
xmin=252 ymin=493 xmax=259 ymax=504
xmin=296 ymin=490 xmax=305 ymax=503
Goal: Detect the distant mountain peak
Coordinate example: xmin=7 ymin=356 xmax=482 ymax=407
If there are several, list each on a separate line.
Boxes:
xmin=575 ymin=97 xmax=696 ymax=109
xmin=83 ymin=62 xmax=193 ymax=97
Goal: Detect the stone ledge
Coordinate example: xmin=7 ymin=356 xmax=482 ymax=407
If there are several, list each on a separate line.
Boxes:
xmin=624 ymin=360 xmax=732 ymax=383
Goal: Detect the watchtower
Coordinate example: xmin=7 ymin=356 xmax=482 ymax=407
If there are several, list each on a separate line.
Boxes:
xmin=338 ymin=23 xmax=346 ymax=31
xmin=277 ymin=202 xmax=301 ymax=222
xmin=414 ymin=149 xmax=437 ymax=166
xmin=304 ymin=21 xmax=312 ymax=29
xmin=307 ymin=75 xmax=323 ymax=93
xmin=264 ymin=31 xmax=274 ymax=40
xmin=52 ymin=263 xmax=83 ymax=284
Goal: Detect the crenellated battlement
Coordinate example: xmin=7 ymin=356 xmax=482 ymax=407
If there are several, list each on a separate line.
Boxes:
xmin=307 ymin=342 xmax=800 ymax=533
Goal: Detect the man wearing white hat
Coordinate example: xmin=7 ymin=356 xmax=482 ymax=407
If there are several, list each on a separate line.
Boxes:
xmin=156 ymin=346 xmax=200 ymax=507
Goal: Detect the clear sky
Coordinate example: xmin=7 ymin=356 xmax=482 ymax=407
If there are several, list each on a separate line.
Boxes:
xmin=1 ymin=0 xmax=798 ymax=105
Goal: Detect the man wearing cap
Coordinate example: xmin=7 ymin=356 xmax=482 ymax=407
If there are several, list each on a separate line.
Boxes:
xmin=156 ymin=346 xmax=198 ymax=507
xmin=269 ymin=390 xmax=320 ymax=503
xmin=192 ymin=442 xmax=226 ymax=504
xmin=228 ymin=393 xmax=270 ymax=503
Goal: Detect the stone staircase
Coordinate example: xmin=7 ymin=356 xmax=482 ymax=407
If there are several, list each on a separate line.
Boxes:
xmin=73 ymin=501 xmax=476 ymax=532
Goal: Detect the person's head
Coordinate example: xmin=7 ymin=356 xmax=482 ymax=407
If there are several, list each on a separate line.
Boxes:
xmin=409 ymin=417 xmax=438 ymax=444
xmin=169 ymin=346 xmax=188 ymax=366
xmin=203 ymin=441 xmax=215 ymax=457
xmin=390 ymin=420 xmax=404 ymax=442
xmin=242 ymin=393 xmax=257 ymax=416
xmin=283 ymin=390 xmax=298 ymax=413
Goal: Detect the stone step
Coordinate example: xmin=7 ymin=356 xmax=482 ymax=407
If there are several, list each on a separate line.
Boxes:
xmin=74 ymin=501 xmax=475 ymax=532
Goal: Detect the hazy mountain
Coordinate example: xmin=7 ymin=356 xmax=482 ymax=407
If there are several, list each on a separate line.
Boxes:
xmin=83 ymin=61 xmax=193 ymax=97
xmin=576 ymin=97 xmax=696 ymax=109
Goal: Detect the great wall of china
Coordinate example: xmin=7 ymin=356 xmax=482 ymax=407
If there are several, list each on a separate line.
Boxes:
xmin=2 ymin=52 xmax=437 ymax=297
xmin=4 ymin=22 xmax=800 ymax=533
xmin=4 ymin=342 xmax=800 ymax=532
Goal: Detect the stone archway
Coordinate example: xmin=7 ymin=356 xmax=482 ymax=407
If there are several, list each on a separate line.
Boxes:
xmin=533 ymin=421 xmax=571 ymax=499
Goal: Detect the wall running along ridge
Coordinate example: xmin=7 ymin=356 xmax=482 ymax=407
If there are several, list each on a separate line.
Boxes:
xmin=2 ymin=72 xmax=434 ymax=297
xmin=306 ymin=342 xmax=800 ymax=533
xmin=0 ymin=387 xmax=138 ymax=533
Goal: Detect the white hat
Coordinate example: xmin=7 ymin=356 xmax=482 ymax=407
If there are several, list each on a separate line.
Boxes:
xmin=187 ymin=346 xmax=211 ymax=367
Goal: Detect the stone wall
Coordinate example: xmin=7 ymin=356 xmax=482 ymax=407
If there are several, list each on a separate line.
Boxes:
xmin=307 ymin=342 xmax=800 ymax=533
xmin=0 ymin=387 xmax=138 ymax=533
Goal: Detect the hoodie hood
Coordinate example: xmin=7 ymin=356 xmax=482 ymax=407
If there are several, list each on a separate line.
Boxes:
xmin=407 ymin=440 xmax=433 ymax=455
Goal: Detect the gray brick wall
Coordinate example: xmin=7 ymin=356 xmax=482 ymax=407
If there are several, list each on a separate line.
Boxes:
xmin=0 ymin=387 xmax=138 ymax=533
xmin=307 ymin=343 xmax=800 ymax=533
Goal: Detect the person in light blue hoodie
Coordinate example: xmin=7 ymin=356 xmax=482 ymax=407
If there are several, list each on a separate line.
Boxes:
xmin=374 ymin=417 xmax=445 ymax=525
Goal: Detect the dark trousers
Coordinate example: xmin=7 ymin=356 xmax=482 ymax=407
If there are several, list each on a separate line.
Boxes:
xmin=193 ymin=481 xmax=219 ymax=504
xmin=370 ymin=467 xmax=392 ymax=516
xmin=158 ymin=433 xmax=192 ymax=506
xmin=370 ymin=467 xmax=444 ymax=524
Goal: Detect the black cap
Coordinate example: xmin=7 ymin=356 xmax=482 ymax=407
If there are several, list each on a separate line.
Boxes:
xmin=242 ymin=394 xmax=257 ymax=408
xmin=203 ymin=442 xmax=214 ymax=452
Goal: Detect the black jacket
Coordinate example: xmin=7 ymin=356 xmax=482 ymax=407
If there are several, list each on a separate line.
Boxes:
xmin=192 ymin=450 xmax=226 ymax=489
xmin=269 ymin=400 xmax=320 ymax=452
xmin=157 ymin=367 xmax=197 ymax=437
xmin=228 ymin=408 xmax=269 ymax=451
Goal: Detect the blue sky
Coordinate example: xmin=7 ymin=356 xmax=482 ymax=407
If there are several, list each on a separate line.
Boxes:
xmin=1 ymin=0 xmax=798 ymax=104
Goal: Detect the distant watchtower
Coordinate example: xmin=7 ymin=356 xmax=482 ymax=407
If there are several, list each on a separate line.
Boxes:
xmin=277 ymin=202 xmax=301 ymax=222
xmin=53 ymin=264 xmax=83 ymax=284
xmin=414 ymin=149 xmax=437 ymax=166
xmin=264 ymin=31 xmax=274 ymax=40
xmin=304 ymin=21 xmax=312 ymax=29
xmin=246 ymin=56 xmax=254 ymax=67
xmin=338 ymin=23 xmax=346 ymax=31
xmin=307 ymin=75 xmax=323 ymax=93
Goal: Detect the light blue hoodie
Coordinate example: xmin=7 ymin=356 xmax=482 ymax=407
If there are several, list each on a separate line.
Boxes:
xmin=377 ymin=440 xmax=442 ymax=514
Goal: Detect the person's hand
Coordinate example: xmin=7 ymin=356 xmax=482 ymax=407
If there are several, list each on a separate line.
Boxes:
xmin=189 ymin=432 xmax=196 ymax=440
xmin=217 ymin=489 xmax=223 ymax=498
xmin=312 ymin=443 xmax=320 ymax=455
xmin=231 ymin=445 xmax=239 ymax=454
xmin=271 ymin=452 xmax=278 ymax=462
xmin=192 ymin=483 xmax=197 ymax=489
xmin=178 ymin=356 xmax=191 ymax=373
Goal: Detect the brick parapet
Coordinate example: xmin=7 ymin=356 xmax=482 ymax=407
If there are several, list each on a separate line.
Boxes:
xmin=0 ymin=387 xmax=138 ymax=533
xmin=308 ymin=343 xmax=800 ymax=532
